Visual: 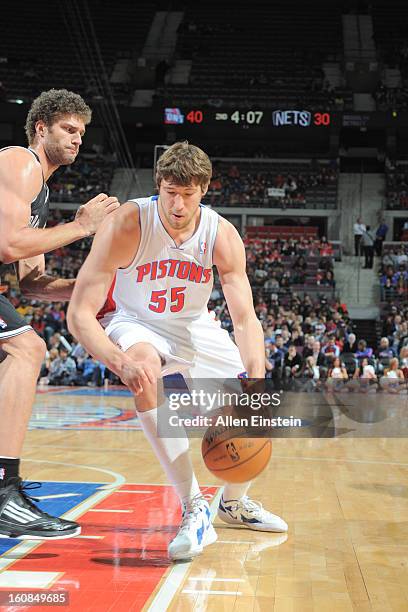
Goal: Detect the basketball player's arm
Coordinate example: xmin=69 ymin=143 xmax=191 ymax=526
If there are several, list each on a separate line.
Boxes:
xmin=16 ymin=255 xmax=75 ymax=301
xmin=214 ymin=219 xmax=265 ymax=378
xmin=67 ymin=204 xmax=155 ymax=394
xmin=0 ymin=149 xmax=118 ymax=263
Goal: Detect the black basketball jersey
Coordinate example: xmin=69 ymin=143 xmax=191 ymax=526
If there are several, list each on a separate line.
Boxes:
xmin=0 ymin=146 xmax=50 ymax=273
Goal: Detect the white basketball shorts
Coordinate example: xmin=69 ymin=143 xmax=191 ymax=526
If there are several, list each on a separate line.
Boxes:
xmin=103 ymin=311 xmax=245 ymax=379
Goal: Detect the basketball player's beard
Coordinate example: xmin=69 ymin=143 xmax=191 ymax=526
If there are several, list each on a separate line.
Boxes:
xmin=45 ymin=142 xmax=76 ymax=166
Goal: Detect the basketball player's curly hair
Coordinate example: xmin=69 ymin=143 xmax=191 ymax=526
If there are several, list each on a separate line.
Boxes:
xmin=25 ymin=89 xmax=92 ymax=144
xmin=156 ymin=141 xmax=212 ymax=190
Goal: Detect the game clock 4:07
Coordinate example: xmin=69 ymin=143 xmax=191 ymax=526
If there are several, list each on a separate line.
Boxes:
xmin=163 ymin=108 xmax=331 ymax=127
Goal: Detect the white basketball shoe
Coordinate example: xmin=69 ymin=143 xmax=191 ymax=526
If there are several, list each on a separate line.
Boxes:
xmin=218 ymin=495 xmax=288 ymax=532
xmin=168 ymin=495 xmax=218 ymax=561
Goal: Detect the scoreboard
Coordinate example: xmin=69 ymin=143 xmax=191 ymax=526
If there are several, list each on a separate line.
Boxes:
xmin=164 ymin=107 xmax=333 ymax=129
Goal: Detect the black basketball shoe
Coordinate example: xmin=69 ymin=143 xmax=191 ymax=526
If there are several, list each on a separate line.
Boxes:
xmin=0 ymin=478 xmax=81 ymax=539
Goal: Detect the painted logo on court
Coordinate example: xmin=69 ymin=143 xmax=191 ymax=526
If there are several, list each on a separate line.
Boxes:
xmin=29 ymin=403 xmax=141 ymax=430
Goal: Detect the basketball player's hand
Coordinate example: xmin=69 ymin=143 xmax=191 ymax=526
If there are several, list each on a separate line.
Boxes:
xmin=75 ymin=193 xmax=120 ymax=235
xmin=120 ymin=362 xmax=156 ymax=395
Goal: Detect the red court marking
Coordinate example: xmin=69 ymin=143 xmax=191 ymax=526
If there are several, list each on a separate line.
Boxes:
xmin=0 ymin=484 xmax=217 ymax=612
xmin=77 ymin=408 xmax=137 ymax=428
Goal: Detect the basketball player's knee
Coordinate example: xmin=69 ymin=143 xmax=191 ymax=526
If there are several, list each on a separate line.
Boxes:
xmin=15 ymin=332 xmax=46 ymax=365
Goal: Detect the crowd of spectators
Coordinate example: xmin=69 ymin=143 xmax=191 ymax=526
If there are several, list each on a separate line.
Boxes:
xmin=243 ymin=236 xmax=336 ymax=292
xmin=208 ymin=236 xmax=408 ymax=392
xmin=210 ymin=283 xmax=407 ymax=392
xmin=206 ymin=160 xmax=338 ymax=208
xmin=373 ymin=81 xmax=408 ymax=112
xmin=386 ymin=160 xmax=408 ymax=210
xmin=380 ymin=245 xmax=408 ymax=300
xmin=48 ymin=153 xmax=117 ymax=203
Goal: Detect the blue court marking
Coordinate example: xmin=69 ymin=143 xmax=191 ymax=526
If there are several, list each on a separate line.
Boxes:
xmin=0 ymin=481 xmax=102 ymax=555
xmin=57 ymin=388 xmax=132 ymax=397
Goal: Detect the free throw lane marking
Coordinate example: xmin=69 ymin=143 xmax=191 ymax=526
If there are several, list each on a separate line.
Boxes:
xmin=147 ymin=488 xmax=222 ymax=612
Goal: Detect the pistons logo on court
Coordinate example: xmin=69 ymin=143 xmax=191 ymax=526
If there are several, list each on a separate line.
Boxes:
xmin=199 ymin=241 xmax=207 ymax=255
xmin=0 ymin=316 xmax=7 ymax=329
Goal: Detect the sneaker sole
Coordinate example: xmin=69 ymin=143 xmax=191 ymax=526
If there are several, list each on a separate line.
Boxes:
xmin=169 ymin=525 xmax=218 ymax=561
xmin=0 ymin=526 xmax=81 ymax=540
xmin=217 ymin=511 xmax=288 ymax=532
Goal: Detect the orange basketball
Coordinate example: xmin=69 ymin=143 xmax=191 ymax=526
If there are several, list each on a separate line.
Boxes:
xmin=201 ymin=424 xmax=272 ymax=483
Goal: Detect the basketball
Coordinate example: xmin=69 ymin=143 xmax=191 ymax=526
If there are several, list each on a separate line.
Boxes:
xmin=201 ymin=424 xmax=272 ymax=483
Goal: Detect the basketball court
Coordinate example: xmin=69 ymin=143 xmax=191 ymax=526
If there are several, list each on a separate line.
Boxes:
xmin=0 ymin=383 xmax=404 ymax=611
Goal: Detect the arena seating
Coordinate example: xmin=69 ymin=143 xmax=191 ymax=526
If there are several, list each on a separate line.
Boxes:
xmin=380 ymin=243 xmax=408 ymax=301
xmin=385 ymin=160 xmax=408 ymax=209
xmin=48 ymin=153 xmax=117 ymax=203
xmin=372 ymin=1 xmax=408 ymax=73
xmin=206 ymin=159 xmax=338 ymax=210
xmin=0 ymin=0 xmax=155 ymax=103
xmin=245 ymin=227 xmax=318 ymax=239
xmin=165 ymin=0 xmax=352 ymax=110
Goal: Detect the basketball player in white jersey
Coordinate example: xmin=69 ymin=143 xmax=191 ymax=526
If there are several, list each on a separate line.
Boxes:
xmin=68 ymin=142 xmax=288 ymax=560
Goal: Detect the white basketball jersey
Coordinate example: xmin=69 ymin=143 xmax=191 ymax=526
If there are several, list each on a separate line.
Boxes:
xmin=98 ymin=196 xmax=220 ymax=326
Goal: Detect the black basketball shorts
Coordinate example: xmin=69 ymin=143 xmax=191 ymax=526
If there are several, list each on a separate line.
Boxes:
xmin=0 ymin=294 xmax=32 ymax=340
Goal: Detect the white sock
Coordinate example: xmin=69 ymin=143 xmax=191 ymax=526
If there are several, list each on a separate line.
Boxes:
xmin=223 ymin=481 xmax=251 ymax=501
xmin=137 ymin=407 xmax=201 ymax=505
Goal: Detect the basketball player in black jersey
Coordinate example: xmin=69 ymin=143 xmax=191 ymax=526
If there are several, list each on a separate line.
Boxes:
xmin=0 ymin=89 xmax=119 ymax=539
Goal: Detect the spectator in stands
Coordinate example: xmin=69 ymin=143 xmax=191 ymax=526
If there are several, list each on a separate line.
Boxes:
xmin=353 ymin=217 xmax=366 ymax=256
xmin=302 ymin=356 xmax=320 ymax=391
xmin=78 ymin=356 xmax=105 ymax=387
xmin=374 ymin=219 xmax=389 ymax=256
xmin=292 ymin=255 xmax=307 ymax=283
xmin=382 ymin=277 xmax=397 ymax=301
xmin=48 ymin=347 xmax=77 ymax=386
xmin=283 ymin=345 xmax=303 ymax=386
xmin=326 ymin=357 xmax=349 ymax=390
xmin=396 ymin=247 xmax=408 ymax=267
xmin=290 ymin=327 xmax=304 ymax=347
xmin=393 ymin=320 xmax=408 ymax=351
xmin=361 ymin=225 xmax=375 ymax=269
xmin=275 ymin=335 xmax=288 ymax=355
xmin=381 ymin=357 xmax=405 ymax=392
xmin=342 ymin=332 xmax=357 ymax=354
xmin=355 ymin=339 xmax=373 ymax=360
xmin=322 ymin=335 xmax=340 ymax=360
xmin=265 ymin=342 xmax=284 ymax=370
xmin=352 ymin=356 xmax=377 ymax=392
xmin=318 ymin=270 xmax=335 ymax=288
xmin=319 ymin=237 xmax=333 ymax=257
xmin=31 ymin=311 xmax=46 ymax=337
xmin=39 ymin=347 xmax=59 ymax=383
xmin=304 ymin=339 xmax=328 ymax=375
xmin=398 ymin=321 xmax=408 ymax=349
xmin=377 ymin=337 xmax=396 ymax=360
xmin=399 ymin=346 xmax=408 ymax=372
xmin=353 ymin=357 xmax=377 ymax=381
